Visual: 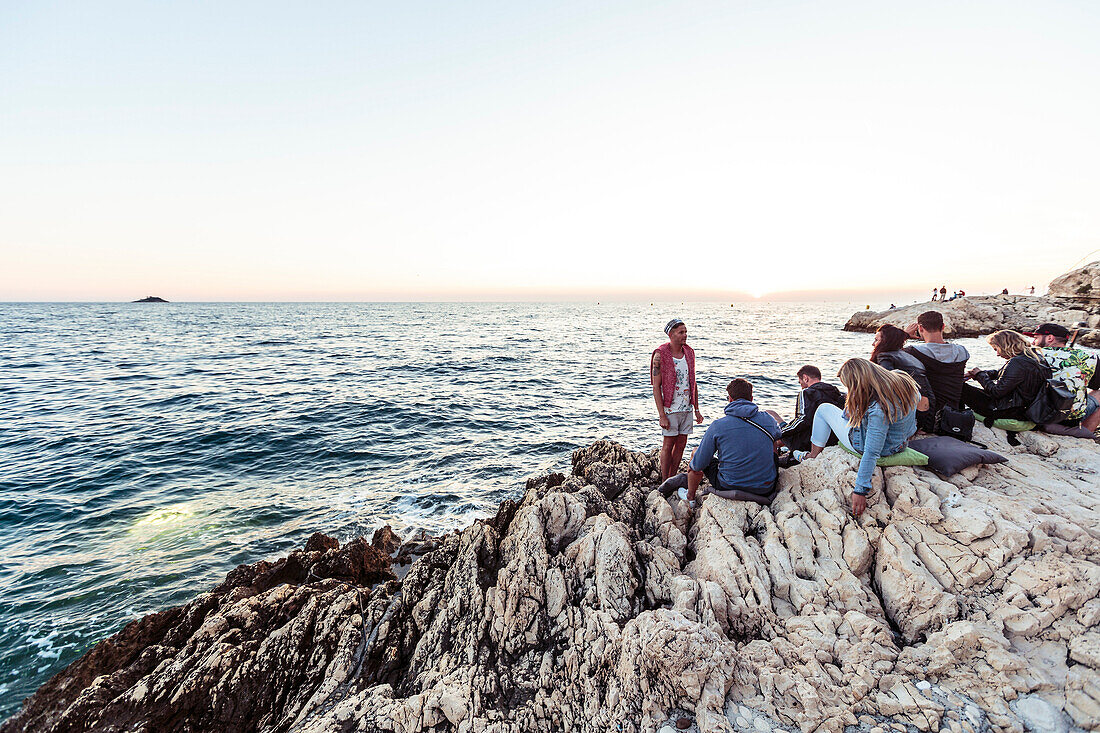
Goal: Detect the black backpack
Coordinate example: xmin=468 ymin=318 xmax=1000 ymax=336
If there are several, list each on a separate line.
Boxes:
xmin=936 ymin=405 xmax=975 ymax=442
xmin=1024 ymin=375 xmax=1076 ymax=425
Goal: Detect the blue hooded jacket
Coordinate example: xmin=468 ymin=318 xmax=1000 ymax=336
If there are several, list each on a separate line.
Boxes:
xmin=689 ymin=399 xmax=781 ymax=491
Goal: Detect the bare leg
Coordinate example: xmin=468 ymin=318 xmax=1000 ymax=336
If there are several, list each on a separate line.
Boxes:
xmin=1083 ymin=390 xmax=1100 ymax=433
xmin=660 ymin=435 xmax=679 ymax=479
xmin=808 ymin=445 xmax=825 ymax=459
xmin=686 ymin=468 xmax=704 ymax=501
xmin=669 ymin=434 xmax=689 ymax=474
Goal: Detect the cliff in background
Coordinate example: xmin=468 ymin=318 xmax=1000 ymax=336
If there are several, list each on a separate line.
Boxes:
xmin=4 ymin=427 xmax=1100 ymax=733
xmin=844 ymin=262 xmax=1100 ymax=347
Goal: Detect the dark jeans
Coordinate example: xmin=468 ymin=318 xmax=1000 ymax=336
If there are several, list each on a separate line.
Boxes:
xmin=703 ymin=461 xmax=775 ymax=496
xmin=657 ymin=461 xmax=773 ymax=497
xmin=960 ymin=383 xmax=1027 ymax=422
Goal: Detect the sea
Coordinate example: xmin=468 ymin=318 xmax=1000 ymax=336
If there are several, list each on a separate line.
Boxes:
xmin=0 ymin=301 xmax=1012 ymax=715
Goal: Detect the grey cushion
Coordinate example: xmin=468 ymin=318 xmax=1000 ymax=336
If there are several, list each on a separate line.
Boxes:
xmin=908 ymin=436 xmax=1007 ymax=477
xmin=707 ymin=485 xmax=779 ymax=506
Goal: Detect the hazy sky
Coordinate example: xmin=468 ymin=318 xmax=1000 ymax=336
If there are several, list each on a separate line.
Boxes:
xmin=3 ymin=1 xmax=1099 ymax=301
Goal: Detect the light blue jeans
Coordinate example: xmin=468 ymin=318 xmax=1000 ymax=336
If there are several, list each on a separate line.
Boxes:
xmin=810 ymin=403 xmax=855 ymax=451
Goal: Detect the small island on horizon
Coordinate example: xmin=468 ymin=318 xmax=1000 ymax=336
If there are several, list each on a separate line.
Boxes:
xmin=132 ymin=296 xmax=169 ymax=303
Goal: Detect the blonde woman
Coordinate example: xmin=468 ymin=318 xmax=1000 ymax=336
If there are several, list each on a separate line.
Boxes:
xmin=796 ymin=358 xmax=919 ymax=517
xmin=961 ymin=330 xmax=1048 ymax=422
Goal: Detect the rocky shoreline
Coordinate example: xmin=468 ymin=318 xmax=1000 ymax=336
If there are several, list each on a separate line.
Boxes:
xmin=843 ymin=262 xmax=1100 ymax=347
xmin=5 ymin=429 xmax=1100 ymax=733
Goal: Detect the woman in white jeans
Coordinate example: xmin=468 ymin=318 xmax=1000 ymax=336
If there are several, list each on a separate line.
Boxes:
xmin=796 ymin=359 xmax=918 ymax=517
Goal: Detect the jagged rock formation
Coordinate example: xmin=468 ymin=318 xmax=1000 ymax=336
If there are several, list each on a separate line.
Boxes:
xmin=844 ymin=262 xmax=1100 ymax=347
xmin=5 ymin=432 xmax=1100 ymax=733
xmin=1050 ymin=262 xmax=1100 ymax=302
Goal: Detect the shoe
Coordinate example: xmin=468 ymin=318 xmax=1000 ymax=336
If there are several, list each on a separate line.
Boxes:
xmin=658 ymin=473 xmax=689 ymax=497
xmin=792 ymin=450 xmax=809 ymax=462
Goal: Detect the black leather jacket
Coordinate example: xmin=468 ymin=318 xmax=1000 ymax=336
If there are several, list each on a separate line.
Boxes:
xmin=974 ymin=355 xmax=1048 ymax=412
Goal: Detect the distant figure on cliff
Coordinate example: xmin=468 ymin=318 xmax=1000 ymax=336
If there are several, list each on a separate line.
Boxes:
xmin=795 ymin=360 xmax=919 ymax=518
xmin=676 ymin=378 xmax=781 ymax=505
xmin=650 ymin=318 xmax=703 ymax=480
xmin=1030 ymin=285 xmax=1035 ymax=295
xmin=1029 ymin=323 xmax=1100 ymax=432
xmin=904 ymin=311 xmax=970 ymax=432
xmin=1002 ymin=288 xmax=1010 ymax=295
xmin=766 ymin=365 xmax=845 ymax=453
xmin=939 ymin=286 xmax=947 ymax=300
xmin=931 ymin=287 xmax=939 ymax=302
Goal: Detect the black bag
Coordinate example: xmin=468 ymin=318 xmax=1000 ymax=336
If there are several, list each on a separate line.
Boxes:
xmin=936 ymin=405 xmax=975 ymax=442
xmin=1024 ymin=377 xmax=1076 ymax=424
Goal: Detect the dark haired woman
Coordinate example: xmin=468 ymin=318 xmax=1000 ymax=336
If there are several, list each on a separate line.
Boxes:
xmin=870 ymin=324 xmax=933 ymax=431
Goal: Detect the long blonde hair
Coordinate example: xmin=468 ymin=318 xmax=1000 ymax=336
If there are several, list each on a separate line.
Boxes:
xmin=837 ymin=358 xmax=919 ymax=426
xmin=987 ymin=330 xmax=1044 ymax=363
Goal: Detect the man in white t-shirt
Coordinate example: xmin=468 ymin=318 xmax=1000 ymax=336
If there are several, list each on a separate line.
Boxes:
xmin=651 ymin=319 xmax=704 ymax=479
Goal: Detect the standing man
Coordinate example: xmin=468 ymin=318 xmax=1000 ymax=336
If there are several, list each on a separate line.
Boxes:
xmin=651 ymin=318 xmax=704 ymax=479
xmin=904 ymin=311 xmax=970 ymax=431
xmin=1029 ymin=323 xmax=1100 ymax=431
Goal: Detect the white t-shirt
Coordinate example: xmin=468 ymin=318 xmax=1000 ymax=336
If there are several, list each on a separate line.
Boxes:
xmin=668 ymin=355 xmax=692 ymax=413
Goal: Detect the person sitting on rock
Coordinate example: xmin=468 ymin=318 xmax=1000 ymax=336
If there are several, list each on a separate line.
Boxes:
xmin=903 ymin=311 xmax=970 ymax=430
xmin=767 ymin=365 xmax=845 ymax=453
xmin=870 ymin=324 xmax=933 ymax=431
xmin=666 ymin=378 xmax=780 ymax=505
xmin=961 ymin=330 xmax=1049 ymax=422
xmin=650 ymin=318 xmax=704 ymax=480
xmin=795 ymin=359 xmax=919 ymax=518
xmin=1029 ymin=322 xmax=1100 ymax=432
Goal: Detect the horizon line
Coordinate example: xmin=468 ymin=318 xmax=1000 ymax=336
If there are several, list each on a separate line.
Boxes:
xmin=0 ymin=287 xmax=1042 ymax=304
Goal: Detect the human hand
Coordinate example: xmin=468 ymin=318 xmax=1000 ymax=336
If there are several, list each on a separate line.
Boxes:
xmin=659 ymin=414 xmax=670 ymax=430
xmin=694 ymin=409 xmax=704 ymax=424
xmin=965 ymin=368 xmax=980 ymax=380
xmin=851 ymin=493 xmax=867 ymax=517
xmin=904 ymin=322 xmax=920 ymax=338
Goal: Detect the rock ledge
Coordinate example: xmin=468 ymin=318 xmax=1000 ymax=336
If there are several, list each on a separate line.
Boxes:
xmin=4 ymin=432 xmax=1100 ymax=733
xmin=844 ymin=262 xmax=1100 ymax=347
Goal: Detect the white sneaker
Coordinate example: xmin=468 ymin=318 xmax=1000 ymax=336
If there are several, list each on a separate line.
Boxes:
xmin=792 ymin=450 xmax=809 ymax=462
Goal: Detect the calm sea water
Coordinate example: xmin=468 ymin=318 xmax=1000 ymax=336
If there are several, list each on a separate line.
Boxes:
xmin=0 ymin=301 xmax=1008 ymax=715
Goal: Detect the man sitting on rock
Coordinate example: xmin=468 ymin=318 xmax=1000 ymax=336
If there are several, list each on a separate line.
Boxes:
xmin=904 ymin=311 xmax=970 ymax=432
xmin=766 ymin=365 xmax=846 ymax=453
xmin=1029 ymin=322 xmax=1100 ymax=432
xmin=659 ymin=378 xmax=781 ymax=506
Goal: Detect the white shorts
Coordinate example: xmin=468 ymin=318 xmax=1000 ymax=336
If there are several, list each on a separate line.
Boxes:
xmin=662 ymin=410 xmax=694 ymax=437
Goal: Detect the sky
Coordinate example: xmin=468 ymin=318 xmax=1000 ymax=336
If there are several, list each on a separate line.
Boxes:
xmin=2 ymin=0 xmax=1099 ymax=301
